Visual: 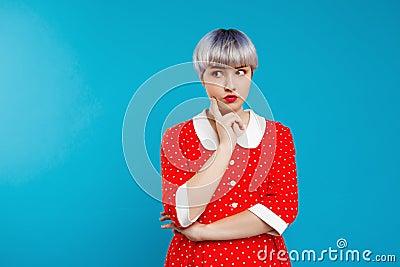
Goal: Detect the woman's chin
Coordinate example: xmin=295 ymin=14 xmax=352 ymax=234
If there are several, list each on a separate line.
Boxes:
xmin=220 ymin=106 xmax=243 ymax=115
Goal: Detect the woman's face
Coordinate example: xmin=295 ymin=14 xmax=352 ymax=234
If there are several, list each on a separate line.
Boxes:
xmin=202 ymin=64 xmax=252 ymax=114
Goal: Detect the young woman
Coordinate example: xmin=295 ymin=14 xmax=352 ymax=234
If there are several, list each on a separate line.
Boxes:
xmin=160 ymin=29 xmax=298 ymax=267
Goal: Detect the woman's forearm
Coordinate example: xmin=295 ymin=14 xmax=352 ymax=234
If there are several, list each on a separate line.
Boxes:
xmin=186 ymin=142 xmax=232 ymax=221
xmin=202 ymin=210 xmax=274 ymax=241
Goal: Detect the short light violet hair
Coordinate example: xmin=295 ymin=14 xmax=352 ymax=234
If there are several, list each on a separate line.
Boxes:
xmin=193 ymin=29 xmax=258 ymax=79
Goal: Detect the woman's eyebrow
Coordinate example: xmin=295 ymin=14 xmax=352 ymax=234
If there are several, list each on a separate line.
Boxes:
xmin=210 ymin=65 xmax=227 ymax=69
xmin=235 ymin=65 xmax=249 ymax=69
xmin=210 ymin=65 xmax=249 ymax=69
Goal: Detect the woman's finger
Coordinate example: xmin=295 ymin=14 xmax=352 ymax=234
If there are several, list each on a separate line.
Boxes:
xmin=161 ymin=222 xmax=175 ymax=229
xmin=222 ymin=112 xmax=245 ymax=130
xmin=159 ymin=214 xmax=171 ymax=221
xmin=210 ymin=97 xmax=222 ymax=121
xmin=236 ymin=119 xmax=245 ymax=130
xmin=232 ymin=122 xmax=245 ymax=137
xmin=222 ymin=114 xmax=245 ymax=133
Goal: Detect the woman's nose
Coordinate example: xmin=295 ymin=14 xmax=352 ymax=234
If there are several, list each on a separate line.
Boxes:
xmin=224 ymin=75 xmax=235 ymax=91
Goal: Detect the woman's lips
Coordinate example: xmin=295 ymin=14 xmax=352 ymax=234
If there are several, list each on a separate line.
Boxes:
xmin=224 ymin=95 xmax=238 ymax=103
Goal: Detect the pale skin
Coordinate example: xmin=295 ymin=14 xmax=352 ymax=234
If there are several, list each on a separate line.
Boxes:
xmin=160 ymin=65 xmax=275 ymax=242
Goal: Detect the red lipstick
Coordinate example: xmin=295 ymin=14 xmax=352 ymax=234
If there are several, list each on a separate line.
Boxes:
xmin=224 ymin=94 xmax=238 ymax=103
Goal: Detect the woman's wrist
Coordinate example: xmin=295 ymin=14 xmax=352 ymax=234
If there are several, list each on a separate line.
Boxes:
xmin=218 ymin=140 xmax=235 ymax=154
xmin=201 ymin=222 xmax=228 ymax=241
xmin=194 ymin=223 xmax=209 ymax=242
xmin=200 ymin=223 xmax=212 ymax=241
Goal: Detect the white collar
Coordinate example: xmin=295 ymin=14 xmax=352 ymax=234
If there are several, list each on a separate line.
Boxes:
xmin=192 ymin=108 xmax=266 ymax=150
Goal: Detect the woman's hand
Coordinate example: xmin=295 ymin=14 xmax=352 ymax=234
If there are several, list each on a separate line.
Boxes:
xmin=208 ymin=97 xmax=245 ymax=150
xmin=176 ymin=222 xmax=206 ymax=242
xmin=161 ymin=209 xmax=276 ymax=242
xmin=160 ymin=211 xmax=206 ymax=242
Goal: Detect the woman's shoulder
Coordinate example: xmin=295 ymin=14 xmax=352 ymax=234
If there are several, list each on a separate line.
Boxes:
xmin=251 ymin=110 xmax=293 ymax=135
xmin=272 ymin=120 xmax=293 ymax=133
xmin=268 ymin=119 xmax=296 ymax=154
xmin=161 ymin=118 xmax=195 ymax=141
xmin=252 ymin=111 xmax=295 ymax=151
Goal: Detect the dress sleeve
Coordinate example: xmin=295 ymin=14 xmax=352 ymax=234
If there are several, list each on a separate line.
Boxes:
xmin=175 ymin=183 xmax=202 ymax=227
xmin=161 ymin=127 xmax=198 ymax=228
xmin=248 ymin=122 xmax=298 ymax=236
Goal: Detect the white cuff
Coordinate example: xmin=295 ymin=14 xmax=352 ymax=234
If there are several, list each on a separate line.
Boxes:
xmin=176 ymin=183 xmax=201 ymax=227
xmin=248 ymin=203 xmax=288 ymax=236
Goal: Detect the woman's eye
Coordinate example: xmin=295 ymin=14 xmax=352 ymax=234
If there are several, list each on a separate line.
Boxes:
xmin=212 ymin=71 xmax=222 ymax=77
xmin=236 ymin=69 xmax=246 ymax=76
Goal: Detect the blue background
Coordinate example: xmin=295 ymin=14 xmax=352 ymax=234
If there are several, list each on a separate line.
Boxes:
xmin=1 ymin=0 xmax=399 ymax=266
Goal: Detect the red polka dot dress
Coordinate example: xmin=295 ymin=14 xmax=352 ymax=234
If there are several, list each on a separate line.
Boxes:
xmin=161 ymin=109 xmax=298 ymax=267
